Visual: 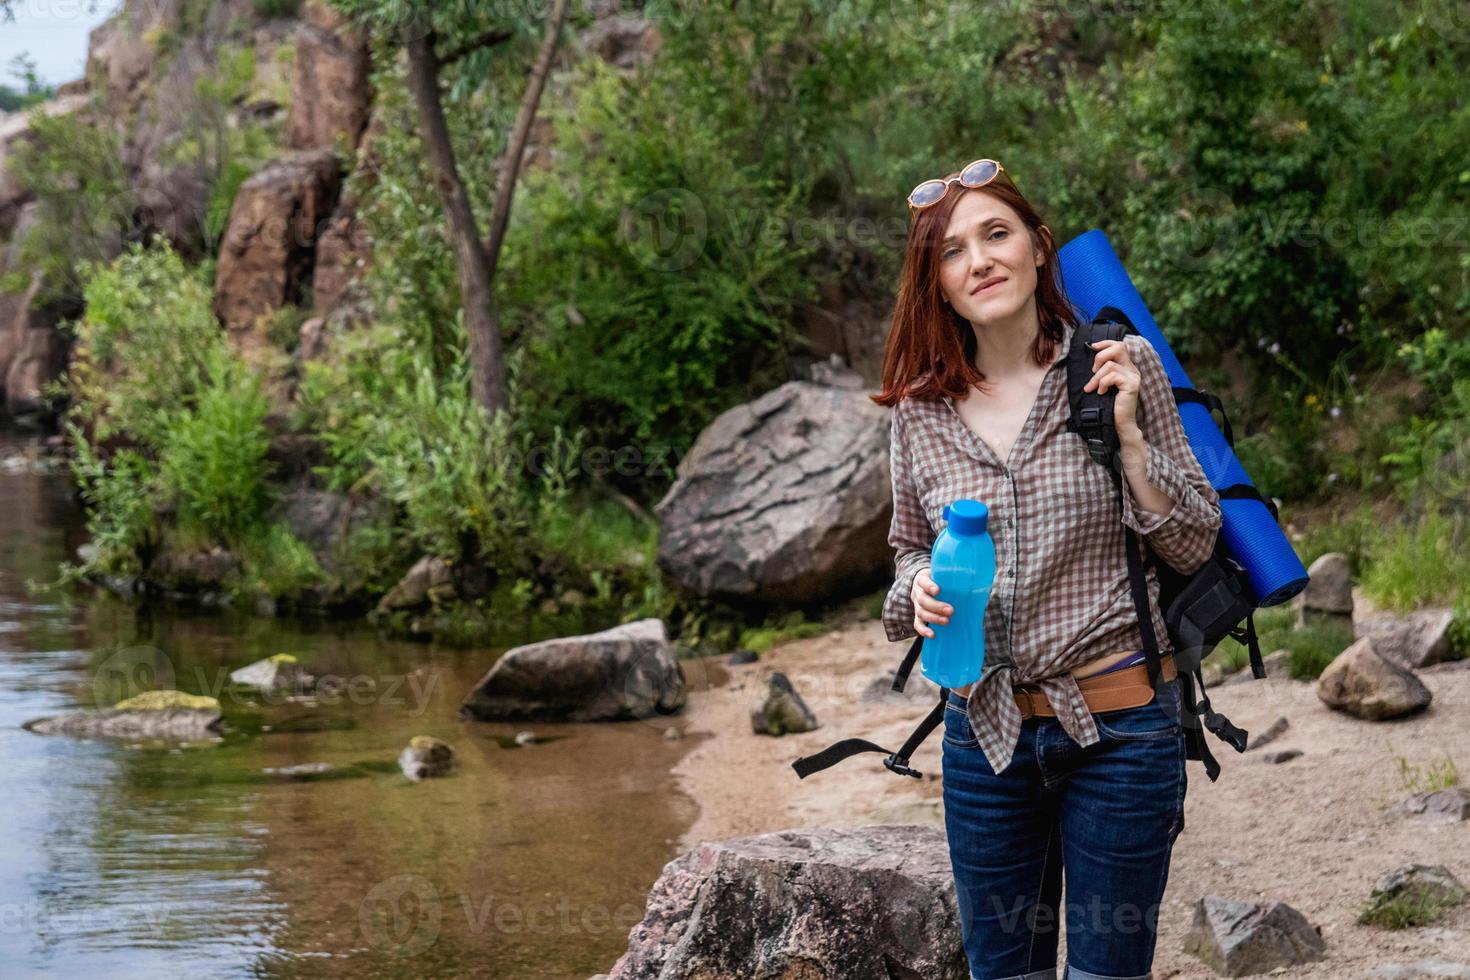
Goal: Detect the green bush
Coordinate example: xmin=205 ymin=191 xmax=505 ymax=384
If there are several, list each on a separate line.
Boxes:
xmin=59 ymin=241 xmax=309 ymax=589
xmin=1360 ymin=504 xmax=1470 ymax=612
xmin=156 ymin=346 xmax=275 ymax=543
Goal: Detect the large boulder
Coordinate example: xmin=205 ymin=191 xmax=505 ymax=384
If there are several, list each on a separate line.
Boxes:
xmin=1182 ymin=895 xmax=1326 ymax=976
xmin=654 ymin=377 xmax=891 ymax=604
xmin=283 ymin=1 xmax=372 ymax=153
xmin=604 ymin=825 xmax=967 ymax=979
xmin=213 ymin=149 xmax=343 ymax=351
xmin=1316 ymin=635 xmax=1432 ymax=720
xmin=1354 ymin=606 xmax=1458 ymax=670
xmin=459 ymin=618 xmax=685 ymax=722
xmin=1294 ymin=551 xmax=1353 ymax=627
xmin=23 ymin=690 xmax=223 ymax=740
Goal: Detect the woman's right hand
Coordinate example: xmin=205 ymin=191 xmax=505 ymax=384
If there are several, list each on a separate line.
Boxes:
xmin=910 ymin=567 xmax=952 ymax=639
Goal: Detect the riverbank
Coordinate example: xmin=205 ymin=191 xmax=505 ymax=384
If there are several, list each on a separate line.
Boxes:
xmin=671 ymin=618 xmax=1470 ymax=978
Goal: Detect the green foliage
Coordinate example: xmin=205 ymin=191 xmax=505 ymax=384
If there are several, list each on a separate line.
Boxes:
xmin=67 ymin=242 xmax=226 ymax=447
xmin=1212 ymin=603 xmax=1350 ymax=680
xmin=500 ymin=54 xmax=822 ymax=461
xmin=156 ymin=347 xmax=275 ymax=543
xmin=6 ymin=105 xmax=132 ymax=303
xmin=1283 ymin=621 xmax=1356 ymax=679
xmin=738 ymin=614 xmax=834 ymax=654
xmin=1358 ymin=887 xmax=1464 ymax=930
xmin=232 ymin=521 xmax=328 ymax=598
xmin=1296 ymin=504 xmax=1378 ymax=575
xmin=1360 ymin=504 xmax=1470 ymax=613
xmin=60 ymin=241 xmax=303 ymax=593
xmin=1388 ymin=741 xmax=1461 ymax=794
xmin=252 ymin=0 xmax=301 ymax=17
xmin=61 ymin=424 xmax=160 ymax=579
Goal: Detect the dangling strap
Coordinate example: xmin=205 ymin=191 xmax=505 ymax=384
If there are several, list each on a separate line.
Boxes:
xmin=791 ymin=687 xmax=949 ymax=780
xmin=892 ymin=634 xmax=923 ymax=693
xmin=1107 ymin=453 xmax=1251 ymax=775
xmin=1229 ymin=611 xmax=1268 ymax=679
xmin=1177 ymin=669 xmax=1221 ymax=782
xmin=1106 ymin=460 xmax=1166 ymax=692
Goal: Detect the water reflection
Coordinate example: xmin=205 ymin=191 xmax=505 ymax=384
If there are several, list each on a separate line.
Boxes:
xmin=0 ymin=433 xmax=695 ymax=978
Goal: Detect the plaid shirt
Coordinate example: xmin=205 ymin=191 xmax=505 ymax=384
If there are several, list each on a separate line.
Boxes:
xmin=882 ymin=318 xmax=1223 ymax=774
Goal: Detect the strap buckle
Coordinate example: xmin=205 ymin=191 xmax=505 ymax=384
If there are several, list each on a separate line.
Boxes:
xmin=1015 ymin=686 xmax=1038 ymax=719
xmin=884 ymin=754 xmax=922 ymax=779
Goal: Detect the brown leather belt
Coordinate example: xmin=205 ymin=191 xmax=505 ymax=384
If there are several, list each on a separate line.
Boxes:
xmin=1013 ymin=653 xmax=1177 ymax=719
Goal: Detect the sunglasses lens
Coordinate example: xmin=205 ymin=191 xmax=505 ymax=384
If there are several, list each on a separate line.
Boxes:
xmin=961 ymin=159 xmax=999 ymax=186
xmin=909 ymin=179 xmax=948 ymax=208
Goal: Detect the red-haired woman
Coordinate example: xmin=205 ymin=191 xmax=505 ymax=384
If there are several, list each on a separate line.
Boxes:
xmin=872 ymin=159 xmax=1223 ymax=980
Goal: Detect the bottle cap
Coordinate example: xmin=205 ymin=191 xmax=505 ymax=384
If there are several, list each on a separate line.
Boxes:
xmin=941 ymin=499 xmax=989 ymax=535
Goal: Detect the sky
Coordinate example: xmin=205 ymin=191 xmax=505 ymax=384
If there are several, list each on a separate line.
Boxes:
xmin=0 ymin=0 xmax=122 ymax=90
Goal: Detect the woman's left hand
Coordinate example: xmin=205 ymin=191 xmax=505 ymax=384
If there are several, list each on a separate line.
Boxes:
xmin=1083 ymin=339 xmax=1144 ymax=443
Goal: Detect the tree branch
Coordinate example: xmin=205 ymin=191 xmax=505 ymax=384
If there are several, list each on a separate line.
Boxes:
xmin=434 ymin=27 xmax=515 ymax=69
xmin=483 ymin=0 xmax=570 ymax=279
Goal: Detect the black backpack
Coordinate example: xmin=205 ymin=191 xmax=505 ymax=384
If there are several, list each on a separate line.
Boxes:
xmin=793 ymin=306 xmax=1276 ymax=784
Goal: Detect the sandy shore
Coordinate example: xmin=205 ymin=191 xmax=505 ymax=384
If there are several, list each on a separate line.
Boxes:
xmin=671 ymin=616 xmax=1470 ymax=978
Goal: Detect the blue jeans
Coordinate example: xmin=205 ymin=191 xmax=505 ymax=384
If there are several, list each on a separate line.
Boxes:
xmin=941 ymin=679 xmax=1187 ymax=980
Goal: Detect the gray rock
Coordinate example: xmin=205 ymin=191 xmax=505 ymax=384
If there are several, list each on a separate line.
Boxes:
xmin=1297 ymin=551 xmax=1354 ymax=617
xmin=147 ymin=546 xmax=241 ymax=591
xmin=514 ymin=730 xmax=538 ymax=746
xmin=653 ymin=381 xmax=892 ymax=604
xmin=1366 ymin=958 xmax=1470 ymax=979
xmin=1354 ymin=607 xmax=1457 ymax=670
xmin=398 ymin=736 xmax=455 ymax=781
xmin=1388 ymin=787 xmax=1470 ymax=824
xmin=230 ymin=655 xmax=314 ymax=694
xmin=272 ymin=486 xmax=393 ymax=591
xmin=1182 ymin=895 xmax=1326 ymax=976
xmin=1244 ymin=716 xmax=1290 ymax=750
xmin=24 ymin=690 xmax=223 ymax=741
xmin=376 ymin=555 xmax=458 ymax=612
xmin=727 ymin=649 xmax=759 ymax=665
xmin=1369 ymin=864 xmax=1468 ymax=909
xmin=603 ymin=825 xmax=968 ymax=979
xmin=1258 ymin=749 xmax=1303 ymax=764
xmin=459 ymin=618 xmax=685 ymax=723
xmin=1316 ymin=636 xmax=1432 ymax=720
xmin=750 ymin=672 xmax=818 ymax=735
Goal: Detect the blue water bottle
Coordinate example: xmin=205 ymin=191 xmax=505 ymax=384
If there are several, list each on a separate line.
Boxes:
xmin=921 ymin=499 xmax=996 ymax=688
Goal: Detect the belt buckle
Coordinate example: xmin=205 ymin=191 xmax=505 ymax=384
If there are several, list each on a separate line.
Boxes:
xmin=1015 ymin=686 xmax=1038 ymax=719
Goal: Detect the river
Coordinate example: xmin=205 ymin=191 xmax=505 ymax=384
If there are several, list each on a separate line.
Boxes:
xmin=0 ymin=430 xmax=700 ymax=979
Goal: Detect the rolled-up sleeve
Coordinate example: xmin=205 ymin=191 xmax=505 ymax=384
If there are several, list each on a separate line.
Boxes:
xmin=1118 ymin=335 xmax=1223 ymax=574
xmin=882 ymin=403 xmax=936 ymax=642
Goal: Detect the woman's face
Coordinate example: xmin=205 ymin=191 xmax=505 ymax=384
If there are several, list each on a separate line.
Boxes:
xmin=937 ymin=190 xmax=1045 ymax=328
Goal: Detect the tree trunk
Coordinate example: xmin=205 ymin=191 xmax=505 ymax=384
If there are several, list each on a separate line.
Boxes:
xmin=401 ymin=27 xmax=508 ymax=417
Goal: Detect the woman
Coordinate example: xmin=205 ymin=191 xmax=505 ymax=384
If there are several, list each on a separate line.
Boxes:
xmin=870 ymin=159 xmax=1223 ymax=980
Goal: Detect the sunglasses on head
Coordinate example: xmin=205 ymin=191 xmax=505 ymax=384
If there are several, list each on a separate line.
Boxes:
xmin=907 ymin=158 xmax=1006 ymax=212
